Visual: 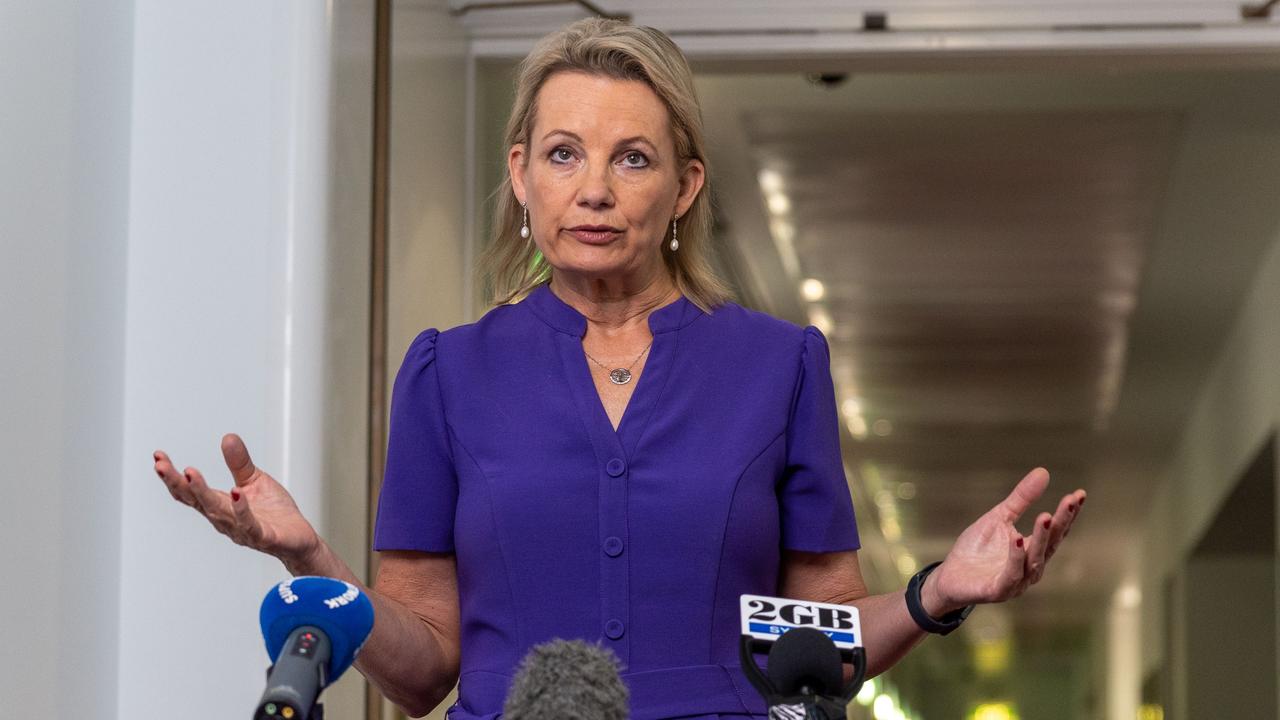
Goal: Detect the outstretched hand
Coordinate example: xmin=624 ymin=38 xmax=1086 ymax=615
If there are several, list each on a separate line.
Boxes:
xmin=153 ymin=433 xmax=322 ymax=568
xmin=926 ymin=468 xmax=1086 ymax=612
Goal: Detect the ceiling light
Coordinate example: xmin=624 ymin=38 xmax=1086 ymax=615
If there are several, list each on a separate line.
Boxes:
xmin=801 ymin=278 xmax=825 ymax=302
xmin=895 ymin=553 xmax=918 ymax=576
xmin=758 ymin=168 xmax=784 ymax=195
xmin=766 ymin=192 xmax=791 ymax=216
xmin=873 ymin=695 xmax=896 ymax=720
xmin=846 ymin=416 xmax=868 ymax=439
xmin=972 ymin=702 xmax=1016 ymax=720
xmin=881 ymin=517 xmax=901 ymax=543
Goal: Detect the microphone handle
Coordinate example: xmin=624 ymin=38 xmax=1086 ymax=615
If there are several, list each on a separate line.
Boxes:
xmin=255 ymin=625 xmax=332 ymax=720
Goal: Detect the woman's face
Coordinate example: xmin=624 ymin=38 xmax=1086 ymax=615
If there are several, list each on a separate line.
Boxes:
xmin=509 ymin=71 xmax=704 ymax=289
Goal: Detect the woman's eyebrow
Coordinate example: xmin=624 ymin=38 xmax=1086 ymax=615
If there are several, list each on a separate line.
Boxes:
xmin=541 ymin=129 xmax=583 ymax=143
xmin=539 ymin=129 xmax=658 ymax=154
xmin=614 ymin=135 xmax=658 ymax=154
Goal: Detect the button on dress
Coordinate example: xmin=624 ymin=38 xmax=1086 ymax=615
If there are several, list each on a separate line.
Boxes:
xmin=374 ymin=283 xmax=860 ymax=719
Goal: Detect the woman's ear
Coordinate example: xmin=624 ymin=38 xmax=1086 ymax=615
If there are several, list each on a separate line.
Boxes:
xmin=675 ymin=157 xmax=706 ymax=218
xmin=508 ymin=144 xmax=528 ymax=205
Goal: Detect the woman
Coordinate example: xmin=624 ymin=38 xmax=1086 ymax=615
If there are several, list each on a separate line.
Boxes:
xmin=153 ymin=18 xmax=1086 ymax=719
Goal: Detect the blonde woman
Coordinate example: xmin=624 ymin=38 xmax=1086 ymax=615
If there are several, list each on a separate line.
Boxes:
xmin=153 ymin=18 xmax=1086 ymax=719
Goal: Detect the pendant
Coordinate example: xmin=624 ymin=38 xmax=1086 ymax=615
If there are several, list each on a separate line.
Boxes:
xmin=609 ymin=368 xmax=632 ymax=385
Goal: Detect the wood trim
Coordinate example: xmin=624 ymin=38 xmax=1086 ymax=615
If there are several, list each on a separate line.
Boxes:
xmin=366 ymin=0 xmax=393 ymax=718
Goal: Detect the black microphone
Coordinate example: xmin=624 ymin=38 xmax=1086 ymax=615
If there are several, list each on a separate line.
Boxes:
xmin=255 ymin=577 xmax=375 ymax=720
xmin=502 ymin=638 xmax=629 ymax=720
xmin=738 ymin=594 xmax=867 ymax=720
xmin=257 ymin=626 xmax=332 ymax=720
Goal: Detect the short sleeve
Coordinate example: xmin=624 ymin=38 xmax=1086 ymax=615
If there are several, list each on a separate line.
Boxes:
xmin=373 ymin=328 xmax=458 ymax=553
xmin=778 ymin=326 xmax=861 ymax=552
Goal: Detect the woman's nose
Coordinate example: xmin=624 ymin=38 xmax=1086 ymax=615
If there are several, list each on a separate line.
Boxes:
xmin=575 ymin=160 xmax=614 ymax=209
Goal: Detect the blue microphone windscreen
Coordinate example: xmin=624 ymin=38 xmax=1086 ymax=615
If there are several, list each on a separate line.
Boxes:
xmin=259 ymin=576 xmax=375 ymax=683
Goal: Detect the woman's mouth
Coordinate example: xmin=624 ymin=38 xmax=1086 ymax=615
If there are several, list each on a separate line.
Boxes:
xmin=566 ymin=225 xmax=623 ymax=244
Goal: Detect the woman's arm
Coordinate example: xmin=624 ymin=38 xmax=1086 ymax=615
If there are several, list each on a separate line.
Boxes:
xmin=778 ymin=549 xmax=925 ymax=677
xmin=290 ymin=545 xmax=461 ymax=718
xmin=155 ymin=436 xmax=460 ymax=718
xmin=779 ymin=468 xmax=1085 ymax=678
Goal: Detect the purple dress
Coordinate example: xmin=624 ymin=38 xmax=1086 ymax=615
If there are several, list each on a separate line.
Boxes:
xmin=374 ymin=283 xmax=859 ymax=719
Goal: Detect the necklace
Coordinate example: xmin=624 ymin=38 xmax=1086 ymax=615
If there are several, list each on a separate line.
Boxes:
xmin=582 ymin=339 xmax=653 ymax=385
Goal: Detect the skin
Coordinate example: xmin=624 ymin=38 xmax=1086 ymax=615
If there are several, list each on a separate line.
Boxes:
xmin=509 ymin=71 xmax=704 ymax=430
xmin=152 ymin=71 xmax=1087 ymax=716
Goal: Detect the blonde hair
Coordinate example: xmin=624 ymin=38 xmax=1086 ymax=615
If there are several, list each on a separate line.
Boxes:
xmin=477 ymin=18 xmax=732 ymax=312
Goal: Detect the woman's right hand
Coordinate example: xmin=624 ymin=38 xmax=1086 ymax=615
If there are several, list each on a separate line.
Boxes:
xmin=153 ymin=433 xmax=322 ymax=571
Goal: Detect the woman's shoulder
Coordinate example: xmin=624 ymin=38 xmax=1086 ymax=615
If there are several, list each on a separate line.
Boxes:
xmin=700 ymin=299 xmax=814 ymax=350
xmin=413 ymin=301 xmax=537 ymax=357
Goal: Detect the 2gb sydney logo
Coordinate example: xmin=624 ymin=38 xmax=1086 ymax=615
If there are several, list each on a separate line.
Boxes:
xmin=740 ymin=595 xmax=862 ymax=650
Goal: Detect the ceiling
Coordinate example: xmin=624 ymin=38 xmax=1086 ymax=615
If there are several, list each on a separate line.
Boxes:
xmin=697 ymin=67 xmax=1280 ymax=634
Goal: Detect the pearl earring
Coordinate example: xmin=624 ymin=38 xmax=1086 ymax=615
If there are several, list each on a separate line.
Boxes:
xmin=520 ymin=203 xmax=530 ymax=240
xmin=670 ymin=215 xmax=679 ymax=252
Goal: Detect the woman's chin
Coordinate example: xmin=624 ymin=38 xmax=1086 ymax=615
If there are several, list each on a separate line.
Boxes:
xmin=544 ymin=248 xmax=644 ymax=279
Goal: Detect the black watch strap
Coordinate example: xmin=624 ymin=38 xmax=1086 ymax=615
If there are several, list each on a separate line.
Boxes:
xmin=906 ymin=561 xmax=973 ymax=636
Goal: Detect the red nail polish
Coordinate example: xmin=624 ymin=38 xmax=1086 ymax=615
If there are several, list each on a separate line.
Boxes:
xmin=155 ymin=469 xmax=165 ymax=479
xmin=1016 ymin=537 xmax=1024 ymax=548
xmin=1043 ymin=519 xmax=1051 ymax=530
xmin=1079 ymin=496 xmax=1086 ymax=505
xmin=230 ymin=489 xmax=240 ymax=502
xmin=1069 ymin=503 xmax=1076 ymax=512
xmin=183 ymin=471 xmax=192 ymax=483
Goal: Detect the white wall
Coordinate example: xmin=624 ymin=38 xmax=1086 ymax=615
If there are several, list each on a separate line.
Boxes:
xmin=0 ymin=1 xmax=134 ymax=717
xmin=1138 ymin=206 xmax=1280 ymax=717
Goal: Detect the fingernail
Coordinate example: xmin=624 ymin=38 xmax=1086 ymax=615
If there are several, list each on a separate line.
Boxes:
xmin=1068 ymin=503 xmax=1076 ymax=512
xmin=155 ymin=469 xmax=164 ymax=479
xmin=1043 ymin=519 xmax=1051 ymax=530
xmin=230 ymin=489 xmax=240 ymax=502
xmin=183 ymin=470 xmax=192 ymax=483
xmin=153 ymin=451 xmax=161 ymax=460
xmin=1079 ymin=496 xmax=1086 ymax=505
xmin=1016 ymin=537 xmax=1024 ymax=548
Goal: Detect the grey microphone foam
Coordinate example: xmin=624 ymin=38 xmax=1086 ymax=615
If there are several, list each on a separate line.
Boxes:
xmin=502 ymin=638 xmax=629 ymax=720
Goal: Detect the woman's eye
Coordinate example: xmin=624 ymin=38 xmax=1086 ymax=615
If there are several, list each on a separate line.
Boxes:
xmin=621 ymin=151 xmax=649 ymax=168
xmin=551 ymin=147 xmax=574 ymax=163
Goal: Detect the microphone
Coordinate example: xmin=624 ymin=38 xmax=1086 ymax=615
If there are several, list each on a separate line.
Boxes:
xmin=255 ymin=577 xmax=375 ymax=720
xmin=738 ymin=594 xmax=866 ymax=720
xmin=502 ymin=638 xmax=629 ymax=720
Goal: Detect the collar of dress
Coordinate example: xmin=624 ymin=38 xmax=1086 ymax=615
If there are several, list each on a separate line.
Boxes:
xmin=521 ymin=282 xmax=702 ymax=338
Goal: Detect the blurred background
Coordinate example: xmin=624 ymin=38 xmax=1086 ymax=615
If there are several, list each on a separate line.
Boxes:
xmin=3 ymin=1 xmax=1278 ymax=719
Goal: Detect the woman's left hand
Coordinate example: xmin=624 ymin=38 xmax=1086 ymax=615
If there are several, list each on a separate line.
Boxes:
xmin=924 ymin=467 xmax=1086 ymax=613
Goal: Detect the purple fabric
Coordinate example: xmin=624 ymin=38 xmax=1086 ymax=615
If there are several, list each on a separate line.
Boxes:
xmin=373 ymin=283 xmax=860 ymax=720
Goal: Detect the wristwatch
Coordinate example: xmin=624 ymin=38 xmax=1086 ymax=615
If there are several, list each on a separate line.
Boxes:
xmin=906 ymin=561 xmax=974 ymax=635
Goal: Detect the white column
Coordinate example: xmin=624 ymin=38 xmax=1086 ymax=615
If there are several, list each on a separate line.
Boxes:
xmin=117 ymin=2 xmax=335 ymax=718
xmin=1107 ymin=582 xmax=1143 ymax=720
